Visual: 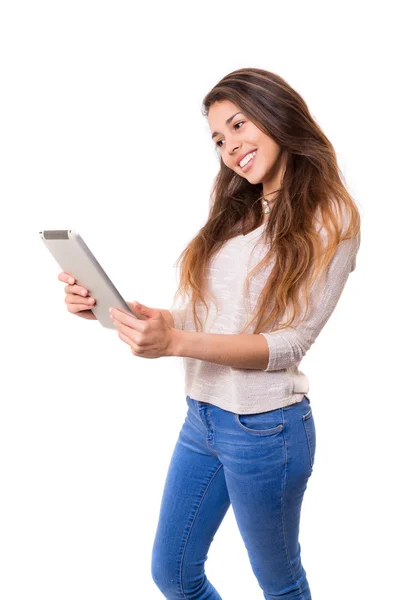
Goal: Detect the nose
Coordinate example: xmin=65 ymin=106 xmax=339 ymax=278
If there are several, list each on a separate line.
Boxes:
xmin=221 ymin=130 xmax=240 ymax=157
xmin=227 ymin=142 xmax=240 ymax=161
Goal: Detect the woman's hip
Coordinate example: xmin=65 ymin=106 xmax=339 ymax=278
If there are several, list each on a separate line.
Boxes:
xmin=183 ymin=394 xmax=316 ymax=479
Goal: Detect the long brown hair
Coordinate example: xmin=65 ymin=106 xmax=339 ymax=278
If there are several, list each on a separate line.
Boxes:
xmin=171 ymin=68 xmax=361 ymax=334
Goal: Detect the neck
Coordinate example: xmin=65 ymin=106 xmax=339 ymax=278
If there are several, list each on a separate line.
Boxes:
xmin=262 ymin=189 xmax=280 ymax=202
xmin=262 ymin=148 xmax=286 ymax=202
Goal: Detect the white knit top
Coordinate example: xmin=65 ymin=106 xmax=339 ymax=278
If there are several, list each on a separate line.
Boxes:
xmin=170 ymin=221 xmax=361 ymax=415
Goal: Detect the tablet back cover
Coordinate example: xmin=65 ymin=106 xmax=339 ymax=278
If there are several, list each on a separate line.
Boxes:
xmin=39 ymin=229 xmax=140 ymax=329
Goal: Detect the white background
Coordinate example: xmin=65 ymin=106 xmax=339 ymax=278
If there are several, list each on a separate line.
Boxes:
xmin=1 ymin=1 xmax=398 ymax=598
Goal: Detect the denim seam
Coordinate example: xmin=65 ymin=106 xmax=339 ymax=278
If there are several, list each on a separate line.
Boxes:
xmin=178 ymin=463 xmax=225 ymax=599
xmin=303 ymin=407 xmax=312 ymax=420
xmin=302 ymin=416 xmax=314 ymax=471
xmin=281 ymin=408 xmax=308 ymax=600
xmin=234 ymin=413 xmax=284 ymax=436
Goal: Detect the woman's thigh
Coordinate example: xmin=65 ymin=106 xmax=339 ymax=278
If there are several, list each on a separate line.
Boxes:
xmin=204 ymin=395 xmax=316 ymax=599
xmin=151 ymin=398 xmax=231 ymax=599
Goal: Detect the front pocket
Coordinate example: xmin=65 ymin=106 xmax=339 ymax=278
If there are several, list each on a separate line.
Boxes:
xmin=235 ymin=411 xmax=284 ymax=436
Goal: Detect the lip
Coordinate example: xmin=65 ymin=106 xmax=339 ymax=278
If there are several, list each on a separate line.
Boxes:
xmin=240 ymin=150 xmax=257 ymax=173
xmin=236 ymin=149 xmax=257 ymax=167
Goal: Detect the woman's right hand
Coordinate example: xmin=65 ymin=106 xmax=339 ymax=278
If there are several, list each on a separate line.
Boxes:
xmin=58 ymin=271 xmax=98 ymax=320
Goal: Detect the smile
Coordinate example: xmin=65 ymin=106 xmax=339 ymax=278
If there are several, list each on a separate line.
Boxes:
xmin=240 ymin=150 xmax=257 ymax=172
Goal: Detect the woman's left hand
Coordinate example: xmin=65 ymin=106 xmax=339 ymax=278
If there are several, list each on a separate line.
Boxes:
xmin=109 ymin=302 xmax=179 ymax=359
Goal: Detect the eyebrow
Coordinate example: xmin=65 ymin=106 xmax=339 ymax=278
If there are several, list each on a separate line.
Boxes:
xmin=211 ymin=112 xmax=243 ymax=140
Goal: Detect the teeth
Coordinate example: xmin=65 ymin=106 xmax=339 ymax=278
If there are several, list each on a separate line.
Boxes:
xmin=239 ymin=151 xmax=256 ymax=167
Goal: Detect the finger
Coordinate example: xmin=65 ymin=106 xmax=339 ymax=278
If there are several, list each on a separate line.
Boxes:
xmin=64 ymin=284 xmax=89 ymax=297
xmin=65 ymin=293 xmax=95 ymax=304
xmin=113 ymin=319 xmax=137 ymax=342
xmin=68 ymin=303 xmax=96 ymax=313
xmin=111 ymin=308 xmax=143 ymax=330
xmin=65 ymin=295 xmax=96 ymax=309
xmin=118 ymin=331 xmax=144 ymax=356
xmin=58 ymin=272 xmax=75 ymax=285
xmin=117 ymin=329 xmax=136 ymax=348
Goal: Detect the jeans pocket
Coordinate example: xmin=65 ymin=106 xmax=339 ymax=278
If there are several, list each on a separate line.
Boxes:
xmin=235 ymin=409 xmax=284 ymax=436
xmin=302 ymin=408 xmax=316 ymax=470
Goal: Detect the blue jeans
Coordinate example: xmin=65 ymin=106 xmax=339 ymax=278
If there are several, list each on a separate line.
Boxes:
xmin=151 ymin=394 xmax=316 ymax=599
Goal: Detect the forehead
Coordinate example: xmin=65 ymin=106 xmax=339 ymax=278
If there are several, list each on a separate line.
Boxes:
xmin=207 ymin=100 xmax=242 ymax=127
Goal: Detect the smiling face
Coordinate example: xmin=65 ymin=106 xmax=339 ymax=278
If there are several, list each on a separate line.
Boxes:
xmin=208 ymin=99 xmax=286 ymax=201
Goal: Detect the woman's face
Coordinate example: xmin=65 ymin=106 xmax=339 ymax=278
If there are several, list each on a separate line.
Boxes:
xmin=207 ymin=100 xmax=285 ymax=190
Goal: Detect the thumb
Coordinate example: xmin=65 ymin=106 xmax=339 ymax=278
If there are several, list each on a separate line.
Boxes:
xmin=133 ymin=301 xmax=158 ymax=318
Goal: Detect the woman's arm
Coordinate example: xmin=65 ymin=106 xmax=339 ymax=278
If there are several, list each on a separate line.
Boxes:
xmin=174 ymin=329 xmax=270 ymax=370
xmin=260 ymin=232 xmax=360 ymax=371
xmin=174 ymin=232 xmax=361 ymax=370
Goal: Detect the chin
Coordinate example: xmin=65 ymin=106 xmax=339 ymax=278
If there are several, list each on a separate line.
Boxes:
xmin=245 ymin=171 xmax=264 ymax=184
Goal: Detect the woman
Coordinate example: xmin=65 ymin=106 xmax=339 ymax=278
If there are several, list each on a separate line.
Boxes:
xmin=61 ymin=68 xmax=361 ymax=599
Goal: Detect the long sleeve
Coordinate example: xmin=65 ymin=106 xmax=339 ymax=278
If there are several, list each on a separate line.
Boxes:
xmin=169 ymin=305 xmax=187 ymax=330
xmin=260 ymin=231 xmax=361 ymax=372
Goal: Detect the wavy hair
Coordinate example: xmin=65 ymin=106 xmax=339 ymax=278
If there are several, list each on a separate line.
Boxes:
xmin=171 ymin=68 xmax=361 ymax=334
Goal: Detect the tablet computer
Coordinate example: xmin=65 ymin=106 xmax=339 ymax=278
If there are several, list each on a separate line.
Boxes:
xmin=39 ymin=229 xmax=144 ymax=329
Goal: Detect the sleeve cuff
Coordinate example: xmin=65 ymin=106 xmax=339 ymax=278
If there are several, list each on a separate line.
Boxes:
xmin=259 ymin=331 xmax=282 ymax=371
xmin=169 ymin=306 xmax=186 ymax=330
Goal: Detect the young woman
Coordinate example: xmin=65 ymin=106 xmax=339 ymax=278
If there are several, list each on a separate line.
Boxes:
xmin=61 ymin=67 xmax=361 ymax=599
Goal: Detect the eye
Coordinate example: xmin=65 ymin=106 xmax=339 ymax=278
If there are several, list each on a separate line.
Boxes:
xmin=215 ymin=121 xmax=245 ymax=148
